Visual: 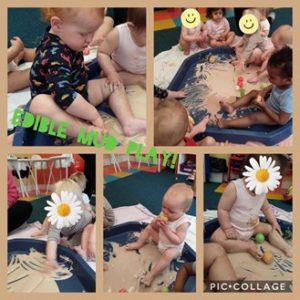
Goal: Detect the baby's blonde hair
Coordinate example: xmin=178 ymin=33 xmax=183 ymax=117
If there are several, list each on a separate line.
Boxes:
xmin=53 ymin=178 xmax=83 ymax=203
xmin=41 ymin=8 xmax=104 ymax=22
xmin=70 ymin=172 xmax=87 ymax=192
xmin=167 ymin=183 xmax=194 ymax=211
xmin=154 ymin=99 xmax=189 ymax=146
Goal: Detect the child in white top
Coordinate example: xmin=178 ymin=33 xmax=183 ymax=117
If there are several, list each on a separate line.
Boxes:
xmin=206 ymin=8 xmax=235 ymax=47
xmin=98 ymin=8 xmax=146 ymax=89
xmin=126 ymin=183 xmax=193 ymax=286
xmin=211 ymin=155 xmax=292 ymax=260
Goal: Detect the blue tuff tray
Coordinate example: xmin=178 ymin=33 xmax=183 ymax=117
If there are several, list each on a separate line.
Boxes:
xmin=104 ymin=222 xmax=196 ymax=292
xmin=204 ymin=217 xmax=292 ymax=243
xmin=168 ymin=47 xmax=292 ymax=146
xmin=8 ymin=239 xmax=95 ymax=292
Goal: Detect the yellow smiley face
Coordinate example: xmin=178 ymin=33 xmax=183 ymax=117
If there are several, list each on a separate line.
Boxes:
xmin=239 ymin=14 xmax=259 ymax=34
xmin=181 ymin=8 xmax=201 ymax=29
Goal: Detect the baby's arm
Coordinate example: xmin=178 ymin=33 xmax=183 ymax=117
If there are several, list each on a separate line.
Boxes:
xmin=97 ymin=28 xmax=122 ymax=86
xmin=217 ymin=182 xmax=238 ymax=239
xmin=261 ymin=200 xmax=282 ymax=234
xmin=44 ymin=240 xmax=59 ymax=271
xmin=254 ymin=98 xmax=291 ymax=125
xmin=31 ymin=217 xmax=50 ymax=237
xmin=87 ymin=224 xmax=96 ymax=260
xmin=90 ymin=16 xmax=114 ymax=46
xmin=160 ymin=222 xmax=190 ymax=245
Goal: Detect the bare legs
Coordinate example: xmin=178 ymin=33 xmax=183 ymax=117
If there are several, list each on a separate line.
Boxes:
xmin=211 ymin=223 xmax=292 ymax=259
xmin=126 ymin=225 xmax=180 ymax=286
xmin=74 ymin=224 xmax=96 ymax=261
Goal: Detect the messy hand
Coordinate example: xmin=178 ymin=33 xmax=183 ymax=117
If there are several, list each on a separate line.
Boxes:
xmin=44 ymin=259 xmax=59 ymax=273
xmin=224 ymin=227 xmax=239 ymax=239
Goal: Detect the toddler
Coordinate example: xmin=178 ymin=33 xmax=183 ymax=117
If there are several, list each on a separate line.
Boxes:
xmin=44 ymin=179 xmax=93 ymax=270
xmin=211 ymin=155 xmax=292 ymax=260
xmin=98 ymin=8 xmax=146 ymax=89
xmin=217 ymin=47 xmax=292 ymax=129
xmin=154 ymin=99 xmax=216 ymax=146
xmin=179 ymin=10 xmax=207 ymax=55
xmin=126 ymin=183 xmax=193 ymax=286
xmin=27 ymin=8 xmax=145 ymax=142
xmin=235 ymin=9 xmax=273 ymax=69
xmin=7 ymin=36 xmax=35 ymax=92
xmin=248 ymin=25 xmax=292 ymax=84
xmin=206 ymin=8 xmax=235 ymax=47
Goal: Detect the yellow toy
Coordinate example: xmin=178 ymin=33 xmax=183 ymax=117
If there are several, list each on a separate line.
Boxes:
xmin=158 ymin=212 xmax=168 ymax=222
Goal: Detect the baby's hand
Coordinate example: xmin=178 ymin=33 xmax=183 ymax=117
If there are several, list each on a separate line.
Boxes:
xmin=224 ymin=227 xmax=238 ymax=239
xmin=43 ymin=259 xmax=59 ymax=273
xmin=173 ymin=90 xmax=187 ymax=99
xmin=10 ymin=36 xmax=24 ymax=52
xmin=106 ymin=72 xmax=123 ymax=90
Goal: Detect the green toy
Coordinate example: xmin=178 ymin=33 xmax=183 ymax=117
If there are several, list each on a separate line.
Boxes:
xmin=161 ymin=286 xmax=169 ymax=292
xmin=255 ymin=233 xmax=265 ymax=244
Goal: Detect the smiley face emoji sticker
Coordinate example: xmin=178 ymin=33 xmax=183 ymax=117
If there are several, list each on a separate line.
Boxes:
xmin=181 ymin=8 xmax=201 ymax=29
xmin=239 ymin=14 xmax=259 ymax=34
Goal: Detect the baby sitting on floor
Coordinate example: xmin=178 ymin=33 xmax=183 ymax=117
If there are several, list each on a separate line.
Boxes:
xmin=126 ymin=183 xmax=193 ymax=286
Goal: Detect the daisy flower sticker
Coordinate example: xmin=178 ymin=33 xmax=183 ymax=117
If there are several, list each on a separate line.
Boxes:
xmin=45 ymin=191 xmax=82 ymax=229
xmin=243 ymin=156 xmax=282 ymax=195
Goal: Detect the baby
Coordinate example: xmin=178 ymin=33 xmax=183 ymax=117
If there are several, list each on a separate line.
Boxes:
xmin=154 ymin=99 xmax=216 ymax=146
xmin=126 ymin=183 xmax=193 ymax=286
xmin=98 ymin=8 xmax=146 ymax=89
xmin=217 ymin=47 xmax=292 ymax=129
xmin=26 ymin=7 xmax=145 ymax=143
xmin=235 ymin=9 xmax=272 ymax=70
xmin=44 ymin=179 xmax=93 ymax=270
xmin=211 ymin=155 xmax=292 ymax=260
xmin=206 ymin=8 xmax=235 ymax=47
xmin=179 ymin=9 xmax=207 ymax=55
xmin=248 ymin=25 xmax=293 ymax=84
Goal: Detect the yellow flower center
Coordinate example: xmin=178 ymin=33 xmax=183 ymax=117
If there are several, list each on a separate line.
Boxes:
xmin=256 ymin=169 xmax=269 ymax=182
xmin=57 ymin=203 xmax=71 ymax=217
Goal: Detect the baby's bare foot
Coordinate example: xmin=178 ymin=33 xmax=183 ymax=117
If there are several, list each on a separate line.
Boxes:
xmin=283 ymin=247 xmax=293 ymax=258
xmin=193 ymin=115 xmax=209 ymax=134
xmin=219 ymin=100 xmax=234 ymax=114
xmin=215 ymin=115 xmax=227 ymax=129
xmin=125 ymin=241 xmax=143 ymax=251
xmin=247 ymin=77 xmax=259 ymax=84
xmin=123 ymin=118 xmax=146 ymax=137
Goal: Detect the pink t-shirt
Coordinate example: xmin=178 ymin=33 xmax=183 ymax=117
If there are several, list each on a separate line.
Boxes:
xmin=7 ymin=170 xmax=19 ymax=208
xmin=206 ymin=18 xmax=230 ymax=36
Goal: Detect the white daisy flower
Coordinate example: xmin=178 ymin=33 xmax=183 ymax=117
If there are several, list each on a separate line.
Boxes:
xmin=45 ymin=191 xmax=82 ymax=229
xmin=242 ymin=156 xmax=282 ymax=195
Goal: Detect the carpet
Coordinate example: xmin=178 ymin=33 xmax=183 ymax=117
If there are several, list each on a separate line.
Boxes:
xmin=215 ymin=182 xmax=289 ymax=201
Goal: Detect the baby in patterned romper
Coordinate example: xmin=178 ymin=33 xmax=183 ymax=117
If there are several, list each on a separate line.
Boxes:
xmin=29 ymin=8 xmax=145 ymax=141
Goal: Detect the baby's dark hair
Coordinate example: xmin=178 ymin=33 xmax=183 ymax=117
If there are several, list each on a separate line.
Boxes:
xmin=206 ymin=8 xmax=226 ymax=19
xmin=127 ymin=8 xmax=146 ymax=31
xmin=240 ymin=154 xmax=289 ymax=178
xmin=268 ymin=47 xmax=292 ymax=79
